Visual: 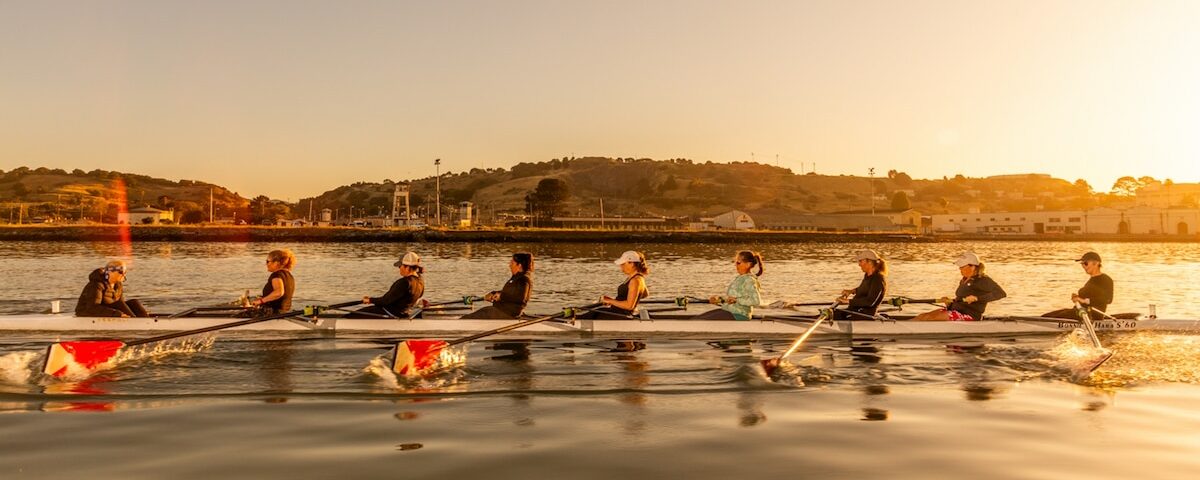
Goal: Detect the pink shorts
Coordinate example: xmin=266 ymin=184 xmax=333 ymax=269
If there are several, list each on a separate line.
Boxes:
xmin=945 ymin=309 xmax=976 ymax=322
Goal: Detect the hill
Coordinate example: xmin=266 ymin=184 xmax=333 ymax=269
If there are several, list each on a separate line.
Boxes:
xmin=299 ymin=158 xmax=1100 ymax=224
xmin=0 ymin=167 xmax=248 ymax=223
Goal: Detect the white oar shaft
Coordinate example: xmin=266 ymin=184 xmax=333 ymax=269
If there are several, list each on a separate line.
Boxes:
xmin=775 ymin=301 xmax=840 ymax=362
xmin=1075 ymin=302 xmax=1104 ymax=349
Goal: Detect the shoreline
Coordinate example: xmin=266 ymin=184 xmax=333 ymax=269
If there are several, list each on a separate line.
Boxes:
xmin=0 ymin=226 xmax=1197 ymax=243
xmin=0 ymin=225 xmax=934 ymax=243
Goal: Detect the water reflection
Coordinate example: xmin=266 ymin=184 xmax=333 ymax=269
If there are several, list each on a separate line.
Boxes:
xmin=736 ymin=392 xmax=767 ymax=427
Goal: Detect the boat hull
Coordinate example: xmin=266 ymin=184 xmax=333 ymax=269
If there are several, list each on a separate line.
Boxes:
xmin=3 ymin=312 xmax=1197 ymax=337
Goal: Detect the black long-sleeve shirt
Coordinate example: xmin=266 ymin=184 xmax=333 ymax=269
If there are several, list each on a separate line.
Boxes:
xmin=949 ymin=275 xmax=1007 ymax=320
xmin=370 ymin=275 xmax=425 ymax=315
xmin=847 ymin=272 xmax=887 ymax=315
xmin=490 ymin=271 xmax=532 ymax=318
xmin=1078 ymin=273 xmax=1114 ymax=312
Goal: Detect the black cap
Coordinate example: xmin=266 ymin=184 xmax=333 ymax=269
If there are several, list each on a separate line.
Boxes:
xmin=1075 ymin=252 xmax=1101 ymax=263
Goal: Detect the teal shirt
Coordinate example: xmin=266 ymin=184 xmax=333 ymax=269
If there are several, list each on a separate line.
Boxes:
xmin=722 ymin=273 xmax=762 ymax=320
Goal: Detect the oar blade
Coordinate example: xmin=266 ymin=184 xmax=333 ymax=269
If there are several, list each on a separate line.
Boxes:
xmin=391 ymin=340 xmax=461 ymax=377
xmin=43 ymin=340 xmax=126 ymax=378
xmin=1081 ymin=349 xmax=1114 ymax=374
xmin=760 ymin=358 xmax=782 ymax=377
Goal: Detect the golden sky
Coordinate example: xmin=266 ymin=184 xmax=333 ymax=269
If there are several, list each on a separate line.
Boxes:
xmin=2 ymin=1 xmax=1198 ymax=199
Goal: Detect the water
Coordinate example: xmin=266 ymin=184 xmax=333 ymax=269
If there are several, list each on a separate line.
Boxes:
xmin=1 ymin=240 xmax=1198 ymax=478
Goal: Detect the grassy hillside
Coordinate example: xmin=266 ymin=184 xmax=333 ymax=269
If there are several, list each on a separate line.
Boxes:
xmin=0 ymin=167 xmax=246 ymax=223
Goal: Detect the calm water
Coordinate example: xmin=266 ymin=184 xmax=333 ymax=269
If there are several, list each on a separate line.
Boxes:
xmin=1 ymin=240 xmax=1198 ymax=479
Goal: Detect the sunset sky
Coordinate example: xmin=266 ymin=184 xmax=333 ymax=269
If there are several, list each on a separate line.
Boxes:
xmin=2 ymin=1 xmax=1198 ymax=200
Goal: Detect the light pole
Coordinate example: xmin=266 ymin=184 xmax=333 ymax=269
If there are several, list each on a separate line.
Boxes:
xmin=869 ymin=167 xmax=876 ymax=215
xmin=434 ymin=158 xmax=441 ymax=226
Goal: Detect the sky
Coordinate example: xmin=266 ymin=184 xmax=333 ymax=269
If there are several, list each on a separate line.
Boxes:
xmin=2 ymin=1 xmax=1198 ymax=200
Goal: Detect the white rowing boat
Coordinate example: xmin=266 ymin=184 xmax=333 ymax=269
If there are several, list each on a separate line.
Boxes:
xmin=4 ymin=309 xmax=1198 ymax=337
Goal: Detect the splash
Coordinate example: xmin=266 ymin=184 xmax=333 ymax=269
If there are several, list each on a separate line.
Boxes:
xmin=0 ymin=351 xmax=39 ymax=386
xmin=46 ymin=336 xmax=217 ymax=382
xmin=362 ymin=352 xmax=467 ymax=391
xmin=1086 ymin=333 xmax=1200 ymax=388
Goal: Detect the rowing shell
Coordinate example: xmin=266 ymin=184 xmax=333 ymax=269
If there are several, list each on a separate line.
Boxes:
xmin=3 ymin=311 xmax=1198 ymax=337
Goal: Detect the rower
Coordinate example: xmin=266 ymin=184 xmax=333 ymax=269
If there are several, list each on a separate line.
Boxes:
xmin=460 ymin=253 xmax=533 ymax=319
xmin=913 ymin=252 xmax=1006 ymax=321
xmin=352 ymin=251 xmax=425 ymax=318
xmin=1041 ymin=251 xmax=1113 ymax=320
xmin=74 ymin=260 xmax=150 ymax=317
xmin=247 ymin=249 xmax=296 ymax=316
xmin=835 ymin=249 xmax=887 ymax=320
xmin=695 ymin=250 xmax=763 ymax=320
xmin=577 ymin=251 xmax=649 ymax=319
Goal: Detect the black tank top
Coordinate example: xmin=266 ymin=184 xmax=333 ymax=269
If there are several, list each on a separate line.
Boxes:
xmin=262 ymin=270 xmax=295 ymax=313
xmin=613 ymin=273 xmax=648 ymax=313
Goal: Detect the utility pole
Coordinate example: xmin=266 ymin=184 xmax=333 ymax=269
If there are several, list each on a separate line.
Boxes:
xmin=600 ymin=198 xmax=605 ymax=229
xmin=434 ymin=158 xmax=442 ymax=226
xmin=869 ymin=167 xmax=876 ymax=215
xmin=209 ymin=188 xmax=214 ymax=223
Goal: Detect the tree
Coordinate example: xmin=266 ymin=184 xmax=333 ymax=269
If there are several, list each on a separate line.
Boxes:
xmin=1073 ymin=179 xmax=1093 ymax=194
xmin=525 ymin=178 xmax=570 ymax=225
xmin=180 ymin=210 xmax=206 ymax=224
xmin=893 ymin=172 xmax=913 ymax=187
xmin=1111 ymin=176 xmax=1141 ymax=196
xmin=891 ymin=191 xmax=911 ymax=210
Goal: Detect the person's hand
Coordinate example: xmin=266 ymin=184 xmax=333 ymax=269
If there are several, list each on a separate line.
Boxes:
xmin=837 ymin=296 xmax=849 ymax=305
xmin=708 ymin=295 xmax=721 ymax=305
xmin=362 ymin=296 xmax=371 ymax=304
xmin=600 ymin=295 xmax=611 ymax=306
xmin=724 ymin=296 xmax=736 ymax=305
xmin=963 ymin=295 xmax=979 ymax=304
xmin=484 ymin=292 xmax=500 ymax=302
xmin=841 ymin=289 xmax=854 ymax=297
xmin=937 ymin=296 xmax=953 ymax=305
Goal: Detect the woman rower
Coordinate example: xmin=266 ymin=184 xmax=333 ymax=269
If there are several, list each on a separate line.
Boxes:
xmin=461 ymin=253 xmax=534 ymax=319
xmin=913 ymin=252 xmax=1006 ymax=321
xmin=75 ymin=260 xmax=150 ymax=317
xmin=248 ymin=249 xmax=296 ymax=316
xmin=1042 ymin=251 xmax=1113 ymax=320
xmin=578 ymin=251 xmax=649 ymax=319
xmin=695 ymin=250 xmax=763 ymax=320
xmin=352 ymin=252 xmax=425 ymax=318
xmin=835 ymin=249 xmax=887 ymax=320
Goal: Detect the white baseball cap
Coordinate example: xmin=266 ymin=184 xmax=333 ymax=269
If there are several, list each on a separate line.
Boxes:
xmin=854 ymin=249 xmax=881 ymax=262
xmin=614 ymin=251 xmax=643 ymax=265
xmin=394 ymin=252 xmax=421 ymax=267
xmin=953 ymin=252 xmax=982 ymax=267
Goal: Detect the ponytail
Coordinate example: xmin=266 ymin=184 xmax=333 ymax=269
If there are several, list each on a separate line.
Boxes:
xmin=513 ymin=252 xmax=534 ymax=273
xmin=738 ymin=250 xmax=764 ymax=277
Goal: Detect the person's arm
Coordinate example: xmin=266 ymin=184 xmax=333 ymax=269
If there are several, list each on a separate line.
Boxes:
xmin=369 ymin=278 xmax=410 ymax=306
xmin=496 ymin=275 xmax=531 ymax=307
xmin=77 ymin=284 xmax=128 ymax=317
xmin=729 ymin=277 xmax=761 ymax=307
xmin=256 ymin=277 xmax=286 ymax=305
xmin=965 ymin=277 xmax=1006 ymax=303
xmin=603 ymin=276 xmax=645 ymax=311
xmin=849 ymin=276 xmax=885 ymax=308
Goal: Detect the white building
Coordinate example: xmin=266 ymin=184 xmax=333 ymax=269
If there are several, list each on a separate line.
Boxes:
xmin=118 ymin=206 xmax=174 ymax=225
xmin=709 ymin=210 xmax=755 ymax=230
xmin=932 ymin=207 xmax=1200 ymax=235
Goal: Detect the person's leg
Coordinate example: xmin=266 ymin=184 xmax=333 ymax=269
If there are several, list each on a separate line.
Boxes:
xmin=1040 ymin=308 xmax=1078 ymax=319
xmin=126 ymin=299 xmax=150 ymax=317
xmin=692 ymin=308 xmax=736 ymax=320
xmin=913 ymin=309 xmax=951 ymax=321
xmin=460 ymin=306 xmax=515 ymax=319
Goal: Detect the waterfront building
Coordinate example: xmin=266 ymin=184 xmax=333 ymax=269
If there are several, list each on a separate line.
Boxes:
xmin=932 ymin=207 xmax=1200 ymax=235
xmin=117 ymin=206 xmax=174 ymax=225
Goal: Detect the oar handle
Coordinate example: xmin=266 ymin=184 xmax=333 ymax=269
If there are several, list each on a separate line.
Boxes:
xmin=125 ymin=300 xmax=360 ymax=347
xmin=422 ymin=296 xmax=486 ymax=308
xmin=445 ymin=302 xmax=602 ymax=347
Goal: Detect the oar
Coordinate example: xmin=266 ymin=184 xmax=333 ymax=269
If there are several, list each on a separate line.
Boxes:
xmin=43 ymin=300 xmax=360 ymax=378
xmin=407 ymin=295 xmax=485 ymax=319
xmin=391 ymin=302 xmax=601 ymax=377
xmin=768 ymin=300 xmax=846 ymax=309
xmin=761 ymin=299 xmax=841 ymax=376
xmin=885 ymin=297 xmax=940 ymax=309
xmin=1073 ymin=301 xmax=1114 ymax=373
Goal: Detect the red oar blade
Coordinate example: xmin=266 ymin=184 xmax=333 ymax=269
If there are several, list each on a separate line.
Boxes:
xmin=760 ymin=358 xmax=782 ymax=377
xmin=44 ymin=341 xmax=126 ymax=378
xmin=392 ymin=340 xmax=464 ymax=377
